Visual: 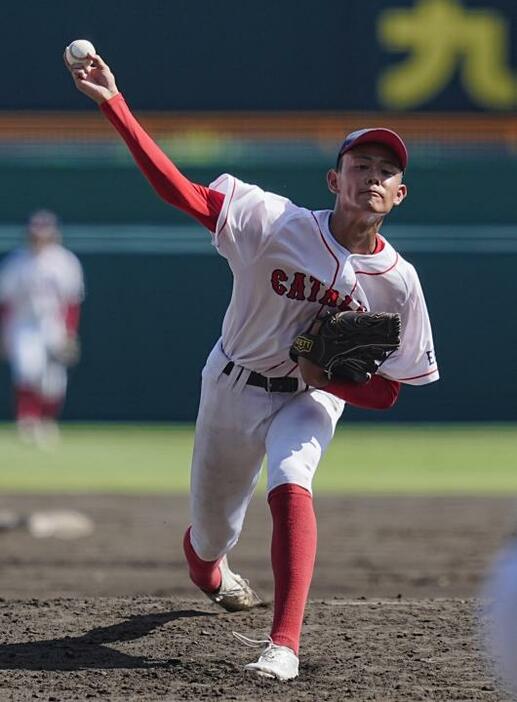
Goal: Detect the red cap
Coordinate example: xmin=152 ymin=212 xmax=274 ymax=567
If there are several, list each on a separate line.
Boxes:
xmin=337 ymin=128 xmax=408 ymax=171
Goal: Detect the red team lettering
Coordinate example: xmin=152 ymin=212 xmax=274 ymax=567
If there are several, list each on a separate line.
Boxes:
xmin=271 ymin=268 xmax=359 ymax=311
xmin=307 ymin=276 xmax=322 ymax=302
xmin=270 ymin=268 xmax=288 ymax=295
xmin=286 ymin=272 xmax=307 ymax=301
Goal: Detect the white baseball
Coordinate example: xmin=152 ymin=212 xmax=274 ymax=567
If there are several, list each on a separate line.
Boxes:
xmin=65 ymin=39 xmax=96 ymax=67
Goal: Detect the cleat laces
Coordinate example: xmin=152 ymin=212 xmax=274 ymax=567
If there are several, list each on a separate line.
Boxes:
xmin=232 ymin=632 xmax=272 ymax=648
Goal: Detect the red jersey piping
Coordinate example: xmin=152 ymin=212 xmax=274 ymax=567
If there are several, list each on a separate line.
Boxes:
xmin=395 ymin=369 xmax=439 ymax=381
xmin=354 ymin=253 xmax=399 ymax=276
xmin=217 ymin=178 xmax=237 ymax=236
xmin=283 ymin=212 xmax=344 ymax=379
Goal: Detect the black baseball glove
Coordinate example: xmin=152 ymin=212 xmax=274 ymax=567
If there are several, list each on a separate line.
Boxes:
xmin=289 ymin=311 xmax=401 ymax=384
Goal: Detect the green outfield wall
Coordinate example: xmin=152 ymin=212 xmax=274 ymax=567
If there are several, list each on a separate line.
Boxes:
xmin=0 ymin=228 xmax=516 ymax=422
xmin=0 ymin=154 xmax=516 ymax=226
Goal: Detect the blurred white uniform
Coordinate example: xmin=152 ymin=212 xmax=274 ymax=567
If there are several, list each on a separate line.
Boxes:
xmin=482 ymin=538 xmax=517 ymax=697
xmin=0 ymin=243 xmax=84 ymax=400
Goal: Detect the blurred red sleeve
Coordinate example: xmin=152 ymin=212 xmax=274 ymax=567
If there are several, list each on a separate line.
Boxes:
xmin=65 ymin=303 xmax=81 ymax=334
xmin=325 ymin=375 xmax=401 ymax=410
xmin=100 ymin=94 xmax=224 ymax=232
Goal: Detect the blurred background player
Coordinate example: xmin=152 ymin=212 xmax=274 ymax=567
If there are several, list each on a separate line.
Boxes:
xmin=0 ymin=210 xmax=84 ymax=446
xmin=481 ymin=535 xmax=517 ymax=698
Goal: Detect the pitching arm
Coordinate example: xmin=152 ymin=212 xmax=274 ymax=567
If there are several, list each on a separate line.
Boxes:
xmin=65 ymin=54 xmax=224 ymax=232
xmin=100 ymin=94 xmax=224 ymax=231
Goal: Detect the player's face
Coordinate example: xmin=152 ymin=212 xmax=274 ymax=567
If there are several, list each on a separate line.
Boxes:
xmin=27 ymin=225 xmax=57 ymax=248
xmin=328 ymin=143 xmax=407 ymax=217
xmin=27 ymin=226 xmax=56 ymax=244
xmin=26 ymin=212 xmax=60 ymax=249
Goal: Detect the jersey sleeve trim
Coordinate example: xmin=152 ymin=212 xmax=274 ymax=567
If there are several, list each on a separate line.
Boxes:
xmin=390 ymin=368 xmax=440 ymax=385
xmin=214 ymin=176 xmax=237 ymax=237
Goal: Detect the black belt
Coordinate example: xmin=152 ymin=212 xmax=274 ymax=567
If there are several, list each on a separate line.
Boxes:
xmin=223 ymin=362 xmax=299 ymax=393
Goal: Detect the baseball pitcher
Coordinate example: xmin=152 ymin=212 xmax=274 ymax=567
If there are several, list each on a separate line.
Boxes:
xmin=65 ymin=52 xmax=438 ymax=681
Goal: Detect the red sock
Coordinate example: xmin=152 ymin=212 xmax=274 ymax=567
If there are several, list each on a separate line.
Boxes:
xmin=15 ymin=387 xmax=42 ymax=422
xmin=268 ymin=483 xmax=317 ymax=655
xmin=183 ymin=527 xmax=222 ymax=593
xmin=41 ymin=396 xmax=63 ymax=420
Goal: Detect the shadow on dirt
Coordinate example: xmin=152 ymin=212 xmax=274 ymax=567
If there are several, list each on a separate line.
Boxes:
xmin=0 ymin=608 xmax=214 ymax=671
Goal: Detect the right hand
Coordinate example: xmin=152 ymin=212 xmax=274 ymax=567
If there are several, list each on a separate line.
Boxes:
xmin=63 ymin=53 xmax=119 ymax=105
xmin=49 ymin=335 xmax=81 ymax=366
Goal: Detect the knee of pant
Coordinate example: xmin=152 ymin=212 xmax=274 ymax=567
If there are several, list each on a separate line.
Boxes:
xmin=267 ymin=458 xmax=315 ymax=495
xmin=190 ymin=526 xmax=240 ymax=562
xmin=13 ymin=346 xmax=46 ymax=386
xmin=12 ymin=363 xmax=42 ymax=389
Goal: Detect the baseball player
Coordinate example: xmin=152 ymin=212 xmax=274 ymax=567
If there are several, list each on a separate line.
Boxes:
xmin=0 ymin=210 xmax=84 ymax=446
xmin=482 ymin=537 xmax=517 ymax=696
xmin=65 ymin=53 xmax=439 ymax=681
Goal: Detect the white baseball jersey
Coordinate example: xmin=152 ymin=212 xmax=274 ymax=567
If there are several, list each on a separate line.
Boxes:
xmin=0 ymin=243 xmax=84 ymax=351
xmin=209 ymin=174 xmax=439 ymax=386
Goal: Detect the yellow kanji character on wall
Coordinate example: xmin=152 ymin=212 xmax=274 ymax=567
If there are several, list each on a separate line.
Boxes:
xmin=378 ymin=0 xmax=517 ymax=109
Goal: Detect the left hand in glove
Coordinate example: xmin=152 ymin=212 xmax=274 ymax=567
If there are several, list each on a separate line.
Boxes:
xmin=290 ymin=310 xmax=401 ymax=385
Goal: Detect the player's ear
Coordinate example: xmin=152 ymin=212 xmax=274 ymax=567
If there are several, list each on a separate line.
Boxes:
xmin=393 ymin=182 xmax=407 ymax=207
xmin=327 ymin=169 xmax=339 ymax=194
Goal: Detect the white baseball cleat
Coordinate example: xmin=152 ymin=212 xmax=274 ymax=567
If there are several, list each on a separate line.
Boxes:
xmin=205 ymin=556 xmax=261 ymax=612
xmin=245 ymin=643 xmax=299 ymax=681
xmin=233 ymin=633 xmax=299 ymax=681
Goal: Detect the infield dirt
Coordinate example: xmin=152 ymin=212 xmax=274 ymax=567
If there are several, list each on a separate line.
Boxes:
xmin=0 ymin=494 xmax=515 ymax=701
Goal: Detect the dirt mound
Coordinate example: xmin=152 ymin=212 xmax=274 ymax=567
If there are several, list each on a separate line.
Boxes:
xmin=0 ymin=597 xmax=505 ymax=701
xmin=0 ymin=494 xmax=514 ymax=699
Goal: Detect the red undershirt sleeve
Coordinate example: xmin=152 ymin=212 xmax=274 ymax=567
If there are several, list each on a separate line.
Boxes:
xmin=99 ymin=94 xmax=224 ymax=233
xmin=325 ymin=375 xmax=401 ymax=410
xmin=64 ymin=303 xmax=81 ymax=335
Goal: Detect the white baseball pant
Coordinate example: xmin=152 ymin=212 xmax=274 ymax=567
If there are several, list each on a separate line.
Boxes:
xmin=5 ymin=322 xmax=67 ymax=399
xmin=189 ymin=342 xmax=344 ymax=560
